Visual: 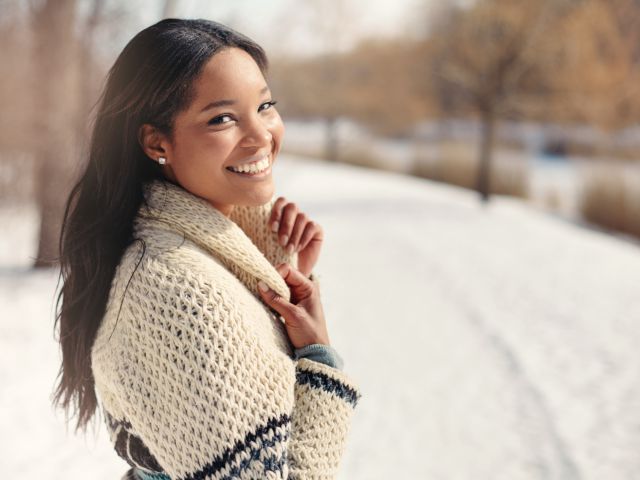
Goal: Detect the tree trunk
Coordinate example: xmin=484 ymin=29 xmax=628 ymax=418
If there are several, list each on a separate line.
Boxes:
xmin=76 ymin=0 xmax=105 ymax=141
xmin=31 ymin=0 xmax=78 ymax=269
xmin=476 ymin=107 xmax=495 ymax=203
xmin=325 ymin=116 xmax=339 ymax=162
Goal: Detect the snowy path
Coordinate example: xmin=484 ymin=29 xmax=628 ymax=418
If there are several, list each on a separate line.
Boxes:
xmin=2 ymin=154 xmax=639 ymax=479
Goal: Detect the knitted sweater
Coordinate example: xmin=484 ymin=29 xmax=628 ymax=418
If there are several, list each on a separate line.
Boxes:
xmin=90 ymin=179 xmax=361 ymax=480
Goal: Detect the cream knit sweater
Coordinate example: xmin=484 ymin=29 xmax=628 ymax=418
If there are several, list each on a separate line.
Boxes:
xmin=90 ymin=179 xmax=361 ymax=480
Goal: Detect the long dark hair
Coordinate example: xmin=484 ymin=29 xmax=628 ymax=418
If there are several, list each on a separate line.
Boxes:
xmin=52 ymin=18 xmax=269 ymax=434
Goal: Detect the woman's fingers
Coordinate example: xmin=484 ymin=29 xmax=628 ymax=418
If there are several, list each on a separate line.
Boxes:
xmin=257 ymin=263 xmax=313 ymax=305
xmin=274 ymin=262 xmax=314 ymax=302
xmin=257 ymin=279 xmax=302 ymax=324
xmin=277 ymin=203 xmax=298 ymax=247
xmin=287 ymin=213 xmax=308 ymax=253
xmin=257 ymin=264 xmax=312 ymax=325
xmin=269 ymin=196 xmax=287 ymax=233
xmin=268 ymin=198 xmax=322 ymax=263
xmin=257 ymin=263 xmax=329 ymax=349
xmin=298 ymin=220 xmax=319 ymax=251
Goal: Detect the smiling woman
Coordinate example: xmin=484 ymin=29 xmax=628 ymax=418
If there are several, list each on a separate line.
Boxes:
xmin=52 ymin=18 xmax=361 ymax=480
xmin=137 ymin=47 xmax=285 ymax=216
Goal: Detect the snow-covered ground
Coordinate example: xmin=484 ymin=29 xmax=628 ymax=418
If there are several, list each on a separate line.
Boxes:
xmin=2 ymin=154 xmax=639 ymax=479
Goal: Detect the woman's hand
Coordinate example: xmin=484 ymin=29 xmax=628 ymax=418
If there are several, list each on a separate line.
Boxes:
xmin=258 ymin=263 xmax=330 ymax=349
xmin=269 ymin=197 xmax=323 ymax=277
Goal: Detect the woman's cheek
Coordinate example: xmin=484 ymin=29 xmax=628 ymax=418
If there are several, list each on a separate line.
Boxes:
xmin=268 ymin=116 xmax=285 ymax=152
xmin=197 ymin=135 xmax=233 ymax=161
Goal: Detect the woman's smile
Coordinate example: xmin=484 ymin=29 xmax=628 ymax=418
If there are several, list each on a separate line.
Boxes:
xmin=226 ymin=154 xmax=273 ymax=180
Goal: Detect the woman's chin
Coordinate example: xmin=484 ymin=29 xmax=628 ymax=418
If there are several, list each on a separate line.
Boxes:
xmin=239 ymin=183 xmax=276 ymax=207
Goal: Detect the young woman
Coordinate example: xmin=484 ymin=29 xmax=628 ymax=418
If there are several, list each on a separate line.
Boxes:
xmin=52 ymin=18 xmax=361 ymax=480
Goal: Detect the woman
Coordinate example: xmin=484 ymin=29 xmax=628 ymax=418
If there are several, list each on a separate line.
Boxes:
xmin=52 ymin=18 xmax=361 ymax=480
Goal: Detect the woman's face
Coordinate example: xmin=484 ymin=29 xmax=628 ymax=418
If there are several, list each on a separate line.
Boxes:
xmin=141 ymin=47 xmax=284 ymax=217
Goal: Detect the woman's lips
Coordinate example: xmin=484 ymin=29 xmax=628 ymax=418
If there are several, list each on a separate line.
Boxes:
xmin=226 ymin=155 xmax=272 ymax=178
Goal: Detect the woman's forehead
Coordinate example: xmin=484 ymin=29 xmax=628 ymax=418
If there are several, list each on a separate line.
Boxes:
xmin=192 ymin=48 xmax=266 ymax=98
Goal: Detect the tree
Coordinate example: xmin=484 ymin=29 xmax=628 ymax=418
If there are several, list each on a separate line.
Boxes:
xmin=30 ymin=0 xmax=80 ymax=268
xmin=429 ymin=0 xmax=570 ymax=202
xmin=555 ymin=0 xmax=640 ymax=132
xmin=28 ymin=0 xmax=169 ymax=269
xmin=268 ymin=0 xmax=356 ymax=162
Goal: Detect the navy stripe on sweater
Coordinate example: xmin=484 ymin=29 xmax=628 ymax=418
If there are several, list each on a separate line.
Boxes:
xmin=108 ymin=409 xmax=291 ymax=480
xmin=105 ymin=409 xmax=164 ymax=472
xmin=295 ymin=368 xmax=361 ymax=407
xmin=182 ymin=412 xmax=291 ymax=480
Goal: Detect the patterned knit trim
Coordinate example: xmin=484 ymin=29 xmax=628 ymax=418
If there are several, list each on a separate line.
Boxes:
xmin=146 ymin=412 xmax=290 ymax=480
xmin=185 ymin=412 xmax=290 ymax=480
xmin=295 ymin=368 xmax=361 ymax=408
xmin=112 ymin=410 xmax=291 ymax=480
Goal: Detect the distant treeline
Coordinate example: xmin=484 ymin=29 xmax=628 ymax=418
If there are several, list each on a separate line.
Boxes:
xmin=269 ymin=0 xmax=640 ymax=155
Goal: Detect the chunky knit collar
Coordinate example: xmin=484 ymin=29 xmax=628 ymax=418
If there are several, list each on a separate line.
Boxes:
xmin=132 ymin=178 xmax=292 ymax=303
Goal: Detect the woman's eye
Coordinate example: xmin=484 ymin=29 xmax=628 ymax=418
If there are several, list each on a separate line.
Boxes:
xmin=208 ymin=114 xmax=233 ymax=125
xmin=259 ymin=100 xmax=278 ymax=112
xmin=208 ymin=101 xmax=277 ymax=126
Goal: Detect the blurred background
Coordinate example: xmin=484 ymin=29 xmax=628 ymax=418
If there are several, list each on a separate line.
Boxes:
xmin=2 ymin=0 xmax=640 ymax=254
xmin=1 ymin=0 xmax=639 ymax=479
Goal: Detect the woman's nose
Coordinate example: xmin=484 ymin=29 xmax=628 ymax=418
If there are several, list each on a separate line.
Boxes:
xmin=240 ymin=116 xmax=272 ymax=148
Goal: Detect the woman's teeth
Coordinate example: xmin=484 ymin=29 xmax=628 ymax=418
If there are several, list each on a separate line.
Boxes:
xmin=228 ymin=156 xmax=270 ymax=174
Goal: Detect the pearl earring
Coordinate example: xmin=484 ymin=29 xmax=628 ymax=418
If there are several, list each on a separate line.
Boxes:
xmin=158 ymin=157 xmax=166 ymax=165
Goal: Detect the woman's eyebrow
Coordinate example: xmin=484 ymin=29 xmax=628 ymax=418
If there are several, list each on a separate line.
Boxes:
xmin=199 ymin=85 xmax=270 ymax=112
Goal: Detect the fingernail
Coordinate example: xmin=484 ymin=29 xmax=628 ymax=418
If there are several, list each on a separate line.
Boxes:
xmin=280 ymin=234 xmax=288 ymax=246
xmin=277 ymin=263 xmax=289 ymax=275
xmin=271 ymin=220 xmax=279 ymax=233
xmin=286 ymin=244 xmax=294 ymax=254
xmin=258 ymin=280 xmax=269 ymax=292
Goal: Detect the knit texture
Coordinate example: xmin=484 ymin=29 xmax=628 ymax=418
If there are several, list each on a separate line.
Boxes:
xmin=91 ymin=179 xmax=361 ymax=480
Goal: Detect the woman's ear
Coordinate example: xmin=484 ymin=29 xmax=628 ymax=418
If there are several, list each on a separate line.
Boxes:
xmin=138 ymin=123 xmax=169 ymax=162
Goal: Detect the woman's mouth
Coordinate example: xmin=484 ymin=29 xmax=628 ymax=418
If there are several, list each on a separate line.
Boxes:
xmin=226 ymin=155 xmax=272 ymax=178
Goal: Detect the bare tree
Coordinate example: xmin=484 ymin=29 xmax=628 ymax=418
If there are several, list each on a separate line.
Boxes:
xmin=30 ymin=0 xmax=79 ymax=268
xmin=27 ymin=0 xmax=155 ymax=269
xmin=289 ymin=0 xmax=356 ymax=162
xmin=556 ymin=0 xmax=640 ymax=132
xmin=430 ymin=0 xmax=570 ymax=202
xmin=0 ymin=6 xmax=32 ymax=152
xmin=76 ymin=0 xmax=106 ymax=142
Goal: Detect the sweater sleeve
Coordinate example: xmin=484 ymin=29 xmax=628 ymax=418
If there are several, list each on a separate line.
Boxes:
xmin=95 ymin=261 xmax=361 ymax=480
xmin=288 ymin=358 xmax=361 ymax=480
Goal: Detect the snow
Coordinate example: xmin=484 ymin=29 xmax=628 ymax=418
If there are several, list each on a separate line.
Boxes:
xmin=2 ymin=154 xmax=639 ymax=479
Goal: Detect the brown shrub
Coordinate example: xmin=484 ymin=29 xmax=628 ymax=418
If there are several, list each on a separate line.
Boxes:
xmin=578 ymin=163 xmax=640 ymax=239
xmin=411 ymin=141 xmax=529 ymax=199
